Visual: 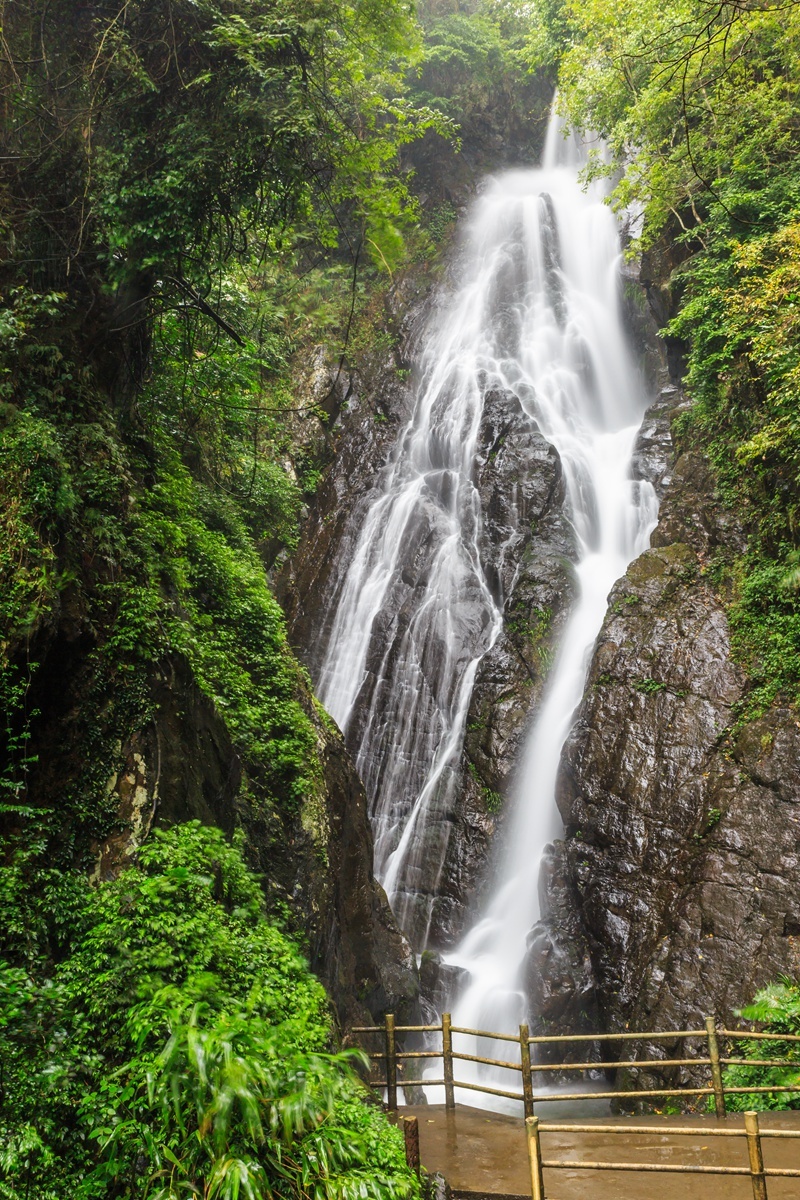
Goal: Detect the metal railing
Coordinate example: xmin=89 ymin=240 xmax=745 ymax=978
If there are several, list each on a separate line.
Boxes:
xmin=351 ymin=1013 xmax=800 ymax=1117
xmin=526 ymin=1111 xmax=800 ymax=1200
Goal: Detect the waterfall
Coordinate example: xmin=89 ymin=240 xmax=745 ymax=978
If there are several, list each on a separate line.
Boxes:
xmin=317 ymin=107 xmax=658 ymax=996
xmin=435 ymin=118 xmax=659 ymax=1107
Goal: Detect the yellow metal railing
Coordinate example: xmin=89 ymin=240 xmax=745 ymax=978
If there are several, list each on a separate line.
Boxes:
xmin=351 ymin=1013 xmax=800 ymax=1117
xmin=525 ymin=1112 xmax=800 ymax=1200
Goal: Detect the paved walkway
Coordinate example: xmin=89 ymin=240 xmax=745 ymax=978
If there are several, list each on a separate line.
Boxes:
xmin=402 ymin=1104 xmax=800 ymax=1199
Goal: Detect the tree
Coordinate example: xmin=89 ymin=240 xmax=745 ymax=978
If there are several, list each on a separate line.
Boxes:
xmin=0 ymin=0 xmax=440 ymax=402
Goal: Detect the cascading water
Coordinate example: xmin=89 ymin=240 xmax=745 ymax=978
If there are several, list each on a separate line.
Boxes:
xmin=317 ymin=107 xmax=658 ymax=1030
xmin=433 ymin=118 xmax=660 ymax=1107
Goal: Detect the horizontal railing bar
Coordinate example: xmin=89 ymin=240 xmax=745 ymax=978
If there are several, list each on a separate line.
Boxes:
xmin=544 ymin=1162 xmax=800 ymax=1178
xmin=721 ymin=1058 xmax=800 ymax=1067
xmin=539 ymin=1123 xmax=746 ymax=1137
xmin=525 ymin=1087 xmax=715 ymax=1101
xmin=722 ymin=1085 xmax=800 ymax=1095
xmin=720 ymin=1029 xmax=800 ymax=1043
xmin=541 ymin=1161 xmax=751 ymax=1176
xmin=378 ymin=1082 xmax=800 ymax=1102
xmin=451 ymin=1025 xmax=521 ymax=1043
xmin=530 ymin=1058 xmax=712 ymax=1072
xmin=452 ymin=1051 xmax=523 ymax=1071
xmin=369 ymin=1051 xmax=443 ymax=1060
xmin=528 ymin=1030 xmax=707 ymax=1044
xmin=453 ymin=1079 xmax=525 ymax=1101
xmin=352 ymin=1024 xmax=442 ymax=1034
xmin=371 ymin=1079 xmax=446 ymax=1088
xmin=371 ymin=1081 xmax=800 ymax=1101
xmin=354 ymin=1024 xmax=800 ymax=1042
xmin=540 ymin=1122 xmax=800 ymax=1140
xmin=527 ymin=1083 xmax=800 ymax=1101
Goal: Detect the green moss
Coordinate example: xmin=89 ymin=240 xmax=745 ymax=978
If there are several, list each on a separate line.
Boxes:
xmin=136 ymin=456 xmax=320 ymax=812
xmin=506 ymin=603 xmax=554 ymax=673
xmin=483 ymin=788 xmax=503 ymax=814
xmin=467 ymin=760 xmax=503 ymax=813
xmin=632 ymin=677 xmax=666 ymax=694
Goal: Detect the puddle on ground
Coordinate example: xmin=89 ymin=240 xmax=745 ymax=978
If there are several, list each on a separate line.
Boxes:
xmin=401 ymin=1104 xmax=800 ymax=1199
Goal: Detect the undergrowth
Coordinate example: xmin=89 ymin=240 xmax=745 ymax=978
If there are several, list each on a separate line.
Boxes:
xmin=0 ymin=822 xmax=418 ymax=1199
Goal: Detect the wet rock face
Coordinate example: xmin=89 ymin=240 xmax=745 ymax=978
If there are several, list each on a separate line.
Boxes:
xmin=426 ymin=390 xmax=577 ymax=945
xmin=281 ymin=255 xmax=583 ymax=954
xmin=533 ymin=397 xmax=800 ymax=1046
xmin=285 ymin=347 xmax=578 ymax=954
xmin=526 ymin=841 xmax=599 ymax=1037
xmin=278 ymin=272 xmax=431 ymax=675
xmin=302 ymin=721 xmax=420 ymax=1024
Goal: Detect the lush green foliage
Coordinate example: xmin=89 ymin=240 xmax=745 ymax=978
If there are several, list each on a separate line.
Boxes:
xmin=0 ymin=823 xmax=418 ymax=1199
xmin=2 ymin=0 xmax=444 ymax=295
xmin=0 ymin=1 xmax=552 ymax=1194
xmin=542 ymin=0 xmax=800 ymax=238
xmin=0 ymin=2 xmax=457 ymax=1193
xmin=405 ymin=0 xmax=551 ymax=185
xmin=0 ymin=292 xmax=321 ymax=869
xmin=722 ymin=980 xmax=800 ymax=1111
xmin=536 ymin=0 xmax=800 ymax=715
xmin=412 ymin=1 xmax=536 ymax=128
xmin=0 ymin=0 xmax=453 ymax=890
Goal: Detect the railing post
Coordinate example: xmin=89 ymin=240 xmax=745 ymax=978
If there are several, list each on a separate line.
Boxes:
xmin=705 ymin=1015 xmax=726 ymax=1119
xmin=402 ymin=1115 xmax=420 ymax=1175
xmin=525 ymin=1115 xmax=546 ymax=1200
xmin=442 ymin=1012 xmax=455 ymax=1110
xmin=745 ymin=1110 xmax=768 ymax=1200
xmin=520 ymin=1023 xmax=534 ymax=1119
xmin=385 ymin=1013 xmax=397 ymax=1112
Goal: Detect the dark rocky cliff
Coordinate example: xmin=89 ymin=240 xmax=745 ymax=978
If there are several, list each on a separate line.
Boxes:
xmin=534 ymin=443 xmax=800 ymax=1040
xmin=429 ymin=388 xmax=576 ymax=943
xmin=280 ymin=266 xmax=580 ymax=954
xmin=282 ymin=190 xmax=800 ymax=1069
xmin=287 ymin=243 xmax=800 ymax=1069
xmin=529 ymin=254 xmax=800 ymax=1073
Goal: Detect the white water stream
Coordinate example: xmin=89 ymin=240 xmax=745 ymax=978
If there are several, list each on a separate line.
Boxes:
xmin=318 ymin=108 xmax=658 ymax=1081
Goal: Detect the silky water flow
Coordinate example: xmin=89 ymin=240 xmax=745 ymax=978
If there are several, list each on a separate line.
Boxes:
xmin=317 ymin=108 xmax=659 ymax=1103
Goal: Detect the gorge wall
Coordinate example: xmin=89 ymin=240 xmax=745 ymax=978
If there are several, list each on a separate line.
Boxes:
xmin=279 ymin=257 xmax=579 ymax=953
xmin=284 ymin=219 xmax=800 ymax=1047
xmin=532 ymin=282 xmax=800 ymax=1047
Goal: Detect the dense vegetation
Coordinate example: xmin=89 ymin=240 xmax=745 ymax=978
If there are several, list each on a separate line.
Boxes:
xmin=721 ymin=981 xmax=800 ymax=1110
xmin=8 ymin=0 xmax=800 ymax=1178
xmin=1 ymin=822 xmax=418 ymax=1198
xmin=0 ymin=0 xmax=549 ymax=1194
xmin=532 ymin=0 xmax=800 ymax=718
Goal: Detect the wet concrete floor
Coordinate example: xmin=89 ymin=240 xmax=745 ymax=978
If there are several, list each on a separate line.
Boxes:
xmin=402 ymin=1104 xmax=800 ymax=1198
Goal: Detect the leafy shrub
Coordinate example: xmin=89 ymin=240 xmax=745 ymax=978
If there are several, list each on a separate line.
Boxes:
xmin=722 ymin=981 xmax=800 ymax=1111
xmin=0 ymin=823 xmax=418 ymax=1200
